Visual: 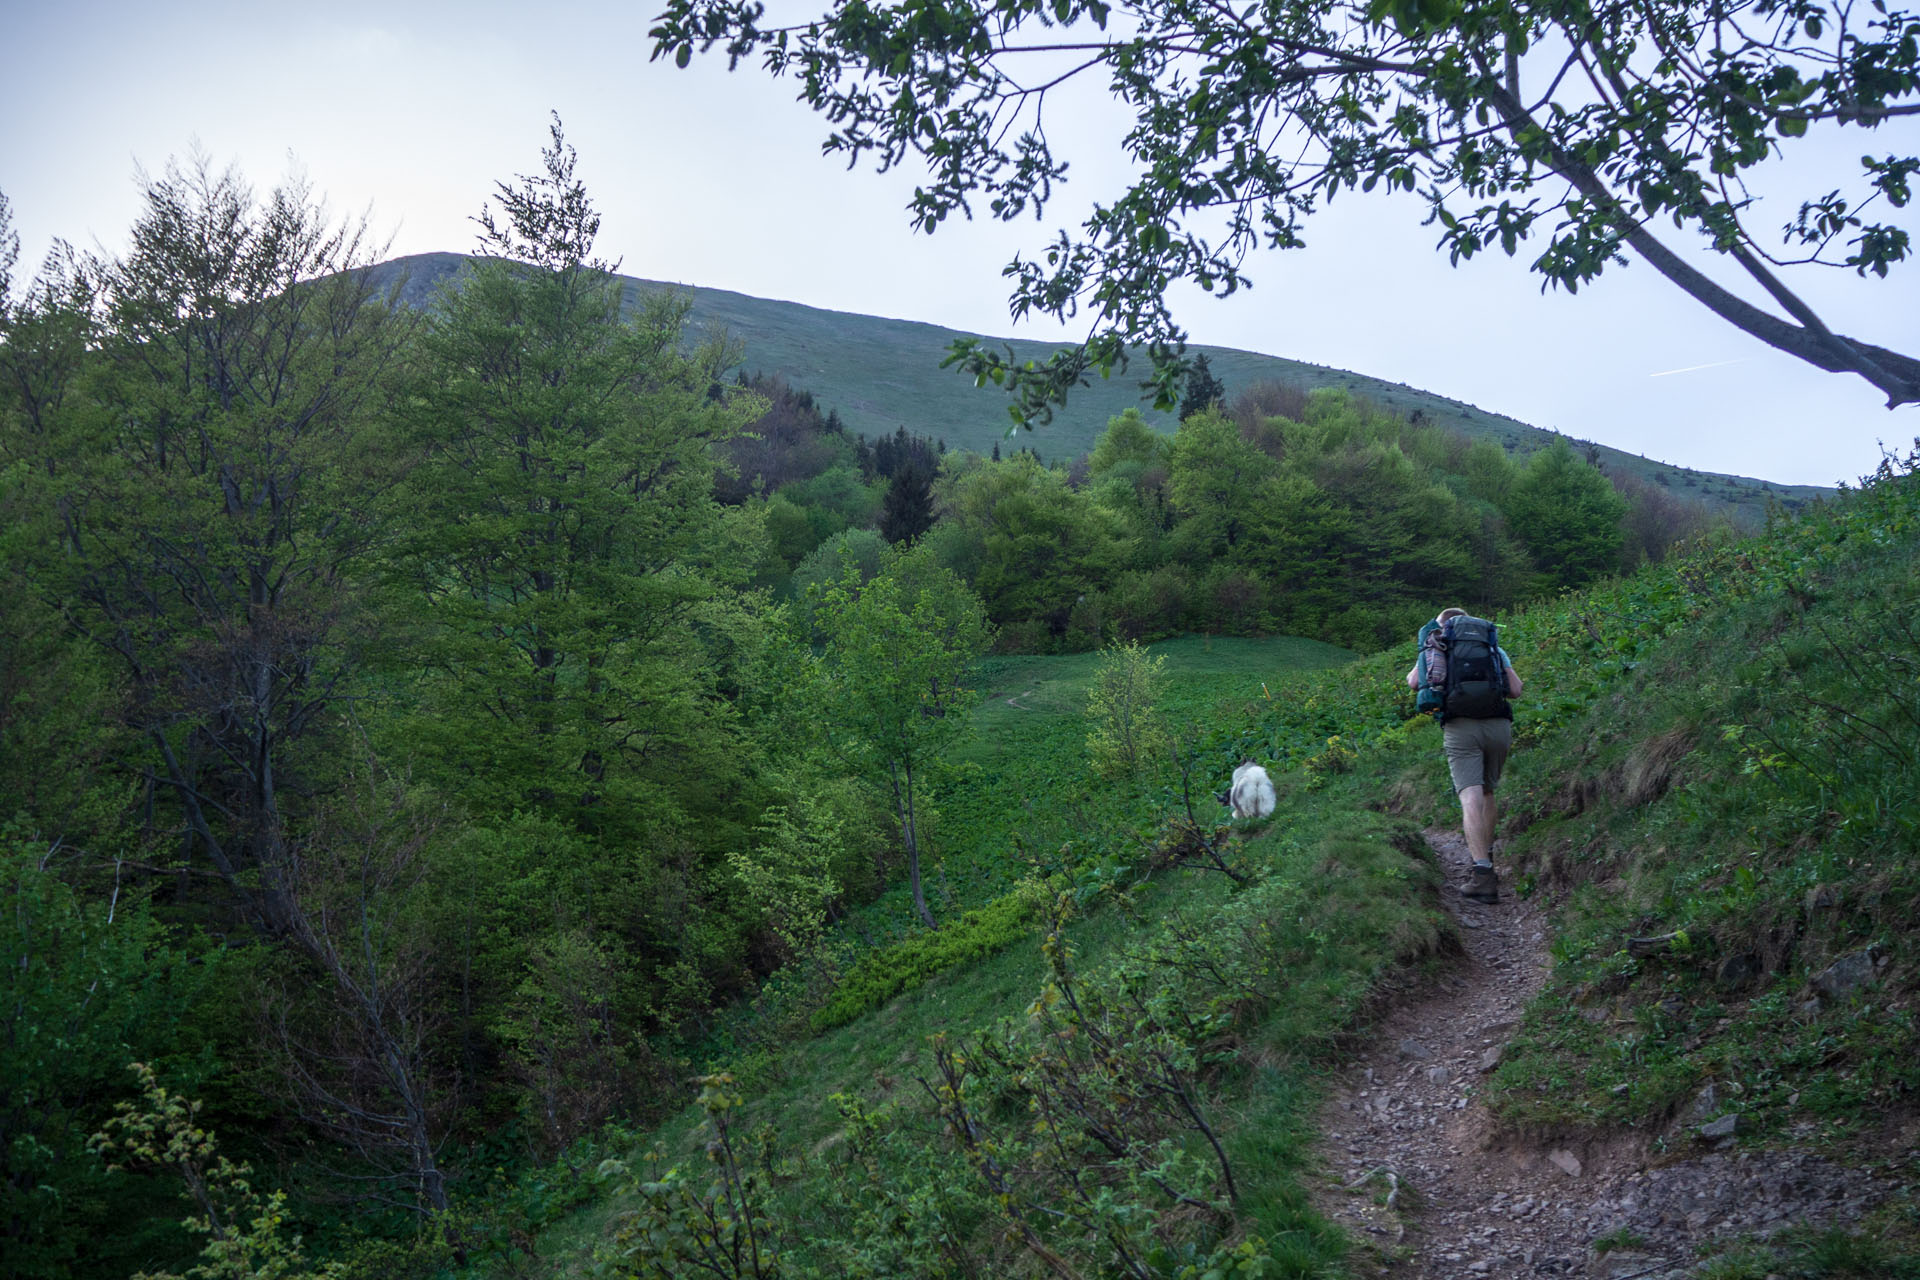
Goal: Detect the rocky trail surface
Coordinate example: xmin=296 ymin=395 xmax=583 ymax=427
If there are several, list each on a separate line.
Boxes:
xmin=1312 ymin=829 xmax=1904 ymax=1278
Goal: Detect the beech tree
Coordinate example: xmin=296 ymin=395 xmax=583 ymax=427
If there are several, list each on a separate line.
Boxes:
xmin=391 ymin=119 xmax=771 ymax=1072
xmin=273 ymin=764 xmax=457 ymax=1215
xmin=1504 ymin=436 xmax=1629 ymax=585
xmin=1165 ymin=410 xmax=1277 ymax=559
xmin=1088 ymin=408 xmax=1169 ymax=479
xmin=652 ymin=0 xmax=1920 ymax=420
xmin=937 ymin=451 xmax=1135 ymax=635
xmin=395 ymin=119 xmax=752 ymax=834
xmin=811 ymin=547 xmax=989 ymax=927
xmin=0 ymin=159 xmax=407 ymax=939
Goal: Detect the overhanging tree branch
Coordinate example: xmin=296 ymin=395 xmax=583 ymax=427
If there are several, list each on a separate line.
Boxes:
xmin=1480 ymin=79 xmax=1920 ymax=406
xmin=652 ymin=0 xmax=1920 ymax=417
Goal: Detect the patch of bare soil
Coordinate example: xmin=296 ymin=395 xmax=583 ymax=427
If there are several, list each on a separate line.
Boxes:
xmin=1311 ymin=828 xmax=1907 ymax=1278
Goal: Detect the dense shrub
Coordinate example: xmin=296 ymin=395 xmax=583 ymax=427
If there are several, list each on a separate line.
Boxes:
xmin=1106 ymin=568 xmax=1189 ymax=640
xmin=809 ymin=889 xmax=1041 ymax=1030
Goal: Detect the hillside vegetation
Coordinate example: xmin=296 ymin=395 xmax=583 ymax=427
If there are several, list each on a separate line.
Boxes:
xmin=462 ymin=446 xmax=1920 ymax=1280
xmin=370 ymin=251 xmax=1824 ymax=526
xmin=0 ymin=138 xmax=1906 ymax=1280
xmin=709 ymin=371 xmax=1740 ymax=657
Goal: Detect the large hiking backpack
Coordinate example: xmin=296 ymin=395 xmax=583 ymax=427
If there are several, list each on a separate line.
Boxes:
xmin=1415 ymin=615 xmax=1511 ymax=722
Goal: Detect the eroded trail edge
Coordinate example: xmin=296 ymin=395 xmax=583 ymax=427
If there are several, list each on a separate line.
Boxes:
xmin=1310 ymin=829 xmax=1895 ymax=1279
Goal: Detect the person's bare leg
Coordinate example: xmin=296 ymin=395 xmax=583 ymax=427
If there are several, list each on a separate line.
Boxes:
xmin=1459 ymin=784 xmax=1497 ymax=865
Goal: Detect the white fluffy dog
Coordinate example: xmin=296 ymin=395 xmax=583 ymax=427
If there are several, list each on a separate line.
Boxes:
xmin=1227 ymin=760 xmax=1277 ymax=820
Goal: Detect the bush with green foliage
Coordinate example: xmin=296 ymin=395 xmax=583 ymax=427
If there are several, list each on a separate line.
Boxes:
xmin=810 ymin=886 xmax=1041 ymax=1030
xmin=1 ymin=837 xmax=226 ymax=1279
xmin=1086 ymin=638 xmax=1172 ymax=780
xmin=91 ymin=1064 xmax=341 ymax=1280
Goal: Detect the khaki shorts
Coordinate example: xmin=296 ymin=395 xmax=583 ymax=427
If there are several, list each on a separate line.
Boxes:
xmin=1442 ymin=717 xmax=1512 ymax=793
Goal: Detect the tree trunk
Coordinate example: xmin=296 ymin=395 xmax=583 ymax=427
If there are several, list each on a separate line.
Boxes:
xmin=893 ymin=759 xmax=937 ymax=928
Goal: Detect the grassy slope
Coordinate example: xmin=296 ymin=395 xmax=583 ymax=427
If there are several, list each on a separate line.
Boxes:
xmin=537 ymin=814 xmax=1447 ymax=1277
xmin=1480 ymin=485 xmax=1920 ymax=1150
xmin=369 ymin=253 xmax=1826 ymax=524
xmin=1402 ymin=476 xmax=1920 ymax=1273
xmin=939 ymin=636 xmax=1356 ymax=894
xmin=502 ymin=468 xmax=1920 ymax=1278
xmin=522 ymin=634 xmax=1444 ymax=1275
xmin=685 ymin=635 xmax=1361 ymax=1052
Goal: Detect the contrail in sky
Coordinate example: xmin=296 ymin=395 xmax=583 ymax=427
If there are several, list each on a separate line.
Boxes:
xmin=1649 ymin=359 xmax=1747 ymax=378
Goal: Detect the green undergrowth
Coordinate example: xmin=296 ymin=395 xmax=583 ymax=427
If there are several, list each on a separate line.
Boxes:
xmin=1688 ymin=1205 xmax=1920 ymax=1278
xmin=515 ymin=781 xmax=1445 ymax=1277
xmin=682 ymin=634 xmax=1356 ymax=1067
xmin=809 ymin=890 xmax=1040 ymax=1031
xmin=1473 ymin=456 xmax=1920 ymax=1159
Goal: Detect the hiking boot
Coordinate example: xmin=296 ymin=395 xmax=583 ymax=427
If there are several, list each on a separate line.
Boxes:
xmin=1462 ymin=864 xmax=1500 ymax=904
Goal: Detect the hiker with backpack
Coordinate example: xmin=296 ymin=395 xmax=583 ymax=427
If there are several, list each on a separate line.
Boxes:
xmin=1407 ymin=607 xmax=1524 ymax=903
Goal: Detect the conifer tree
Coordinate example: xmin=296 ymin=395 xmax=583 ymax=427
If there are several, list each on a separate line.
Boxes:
xmin=1178 ymin=354 xmax=1225 ymax=421
xmin=392 ymin=117 xmax=764 ymax=1043
xmin=879 ymin=458 xmax=936 ymax=544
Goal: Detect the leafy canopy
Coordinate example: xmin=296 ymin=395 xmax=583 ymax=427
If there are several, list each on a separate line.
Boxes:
xmin=811 ymin=545 xmax=990 ymax=925
xmin=812 ymin=546 xmax=990 ymax=776
xmin=1505 ymin=436 xmax=1630 ymax=586
xmin=652 ymin=0 xmax=1920 ymax=419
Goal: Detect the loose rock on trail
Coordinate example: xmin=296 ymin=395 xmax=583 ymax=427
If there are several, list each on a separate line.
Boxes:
xmin=1311 ymin=828 xmax=1906 ymax=1278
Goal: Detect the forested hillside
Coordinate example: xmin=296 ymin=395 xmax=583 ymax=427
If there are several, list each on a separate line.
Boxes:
xmin=736 ymin=385 xmax=1693 ymax=654
xmin=368 ymin=251 xmax=1827 ymax=527
xmin=3 ymin=134 xmax=1907 ymax=1280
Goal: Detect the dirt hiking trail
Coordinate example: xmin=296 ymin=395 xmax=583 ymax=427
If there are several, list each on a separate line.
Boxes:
xmin=1311 ymin=828 xmax=1901 ymax=1279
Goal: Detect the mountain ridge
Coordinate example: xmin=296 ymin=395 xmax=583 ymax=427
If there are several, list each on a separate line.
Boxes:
xmin=369 ymin=251 xmax=1830 ymax=521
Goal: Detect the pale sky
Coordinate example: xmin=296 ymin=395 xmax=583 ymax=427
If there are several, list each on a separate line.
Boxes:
xmin=4 ymin=0 xmax=1916 ymax=487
